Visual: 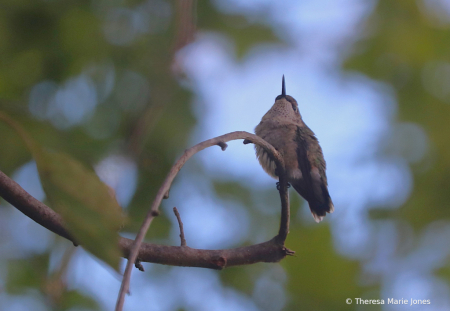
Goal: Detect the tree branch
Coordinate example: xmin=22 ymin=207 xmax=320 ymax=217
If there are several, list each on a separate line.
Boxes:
xmin=0 ymin=170 xmax=74 ymax=242
xmin=0 ymin=166 xmax=292 ymax=270
xmin=0 ymin=131 xmax=292 ymax=311
xmin=116 ymin=131 xmax=289 ymax=311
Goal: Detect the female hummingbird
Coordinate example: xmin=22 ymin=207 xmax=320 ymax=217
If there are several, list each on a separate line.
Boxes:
xmin=254 ymin=76 xmax=334 ymax=222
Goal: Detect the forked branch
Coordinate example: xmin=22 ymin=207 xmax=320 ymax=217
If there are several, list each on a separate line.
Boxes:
xmin=116 ymin=131 xmax=290 ymax=311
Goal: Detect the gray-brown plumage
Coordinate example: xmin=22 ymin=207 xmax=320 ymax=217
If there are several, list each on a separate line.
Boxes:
xmin=254 ymin=76 xmax=334 ymax=222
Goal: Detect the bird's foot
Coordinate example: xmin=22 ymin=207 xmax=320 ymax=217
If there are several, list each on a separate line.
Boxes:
xmin=276 ymin=182 xmax=291 ymax=190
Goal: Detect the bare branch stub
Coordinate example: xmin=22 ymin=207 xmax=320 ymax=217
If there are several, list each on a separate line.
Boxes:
xmin=173 ymin=207 xmax=187 ymax=246
xmin=163 ymin=190 xmax=170 ymax=199
xmin=134 ymin=259 xmax=145 ymax=272
xmin=217 ymin=141 xmax=228 ymax=151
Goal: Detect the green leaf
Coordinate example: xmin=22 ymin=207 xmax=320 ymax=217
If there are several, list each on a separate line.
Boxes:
xmin=0 ymin=112 xmax=125 ymax=271
xmin=34 ymin=148 xmax=124 ymax=271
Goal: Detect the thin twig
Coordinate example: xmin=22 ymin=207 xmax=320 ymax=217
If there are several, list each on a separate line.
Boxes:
xmin=116 ymin=131 xmax=287 ymax=311
xmin=173 ymin=207 xmax=186 ymax=246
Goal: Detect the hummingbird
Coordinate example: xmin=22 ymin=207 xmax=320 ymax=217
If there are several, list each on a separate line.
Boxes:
xmin=254 ymin=76 xmax=334 ymax=222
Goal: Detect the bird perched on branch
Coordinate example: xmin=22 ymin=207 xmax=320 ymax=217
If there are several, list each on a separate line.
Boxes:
xmin=254 ymin=76 xmax=334 ymax=222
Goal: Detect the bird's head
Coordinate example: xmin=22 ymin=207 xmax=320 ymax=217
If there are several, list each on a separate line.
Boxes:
xmin=261 ymin=75 xmax=302 ymax=124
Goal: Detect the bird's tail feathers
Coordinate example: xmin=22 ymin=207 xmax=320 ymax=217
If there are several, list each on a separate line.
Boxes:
xmin=291 ymin=180 xmax=334 ymax=223
xmin=309 ymin=199 xmax=334 ymax=223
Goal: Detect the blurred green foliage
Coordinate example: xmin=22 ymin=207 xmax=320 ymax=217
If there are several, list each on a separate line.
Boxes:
xmin=6 ymin=253 xmax=100 ymax=310
xmin=284 ymin=225 xmax=373 ymax=310
xmin=346 ymin=1 xmax=450 ymax=231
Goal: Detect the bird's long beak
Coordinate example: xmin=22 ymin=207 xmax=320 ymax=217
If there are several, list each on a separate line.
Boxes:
xmin=282 ymin=75 xmax=286 ymax=97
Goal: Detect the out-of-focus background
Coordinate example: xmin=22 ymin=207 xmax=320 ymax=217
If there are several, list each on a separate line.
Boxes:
xmin=1 ymin=0 xmax=450 ymax=310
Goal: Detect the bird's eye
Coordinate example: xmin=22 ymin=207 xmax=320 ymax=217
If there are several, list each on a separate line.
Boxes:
xmin=291 ymin=104 xmax=297 ymax=112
